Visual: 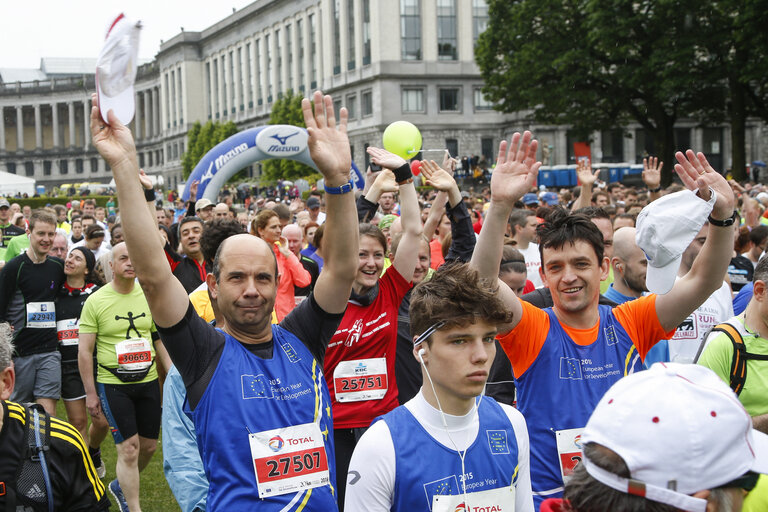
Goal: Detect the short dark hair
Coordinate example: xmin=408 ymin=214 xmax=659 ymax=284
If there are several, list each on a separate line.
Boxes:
xmin=573 ymin=206 xmax=611 ymax=221
xmin=201 ymin=218 xmax=245 ymax=262
xmin=537 ymin=208 xmax=604 ymax=267
xmin=754 ymin=254 xmax=768 ymax=284
xmin=359 ymin=223 xmax=387 ymax=253
xmin=110 ymin=222 xmax=122 ymax=239
xmin=410 ymin=262 xmax=514 ymax=340
xmin=500 ymin=244 xmax=527 ymax=274
xmin=313 ymin=223 xmax=326 ymax=250
xmin=508 ymin=209 xmax=535 ymax=236
xmin=749 ymin=225 xmax=768 ymax=246
xmin=271 ymin=203 xmax=291 ymax=222
xmin=178 ymin=216 xmax=203 ymax=239
xmin=613 ymin=213 xmax=636 ymax=227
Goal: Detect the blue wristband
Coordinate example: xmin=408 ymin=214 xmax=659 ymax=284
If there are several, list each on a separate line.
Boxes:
xmin=324 ymin=180 xmax=354 ymax=195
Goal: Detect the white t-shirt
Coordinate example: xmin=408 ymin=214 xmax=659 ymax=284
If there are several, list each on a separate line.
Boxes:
xmin=668 ymin=280 xmax=734 ymax=363
xmin=69 ymin=239 xmax=111 ymax=261
xmin=344 ymin=391 xmax=534 ymax=512
xmin=518 ymin=242 xmax=544 ymax=289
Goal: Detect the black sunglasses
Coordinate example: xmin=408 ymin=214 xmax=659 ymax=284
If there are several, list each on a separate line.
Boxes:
xmin=719 ymin=471 xmax=760 ymax=492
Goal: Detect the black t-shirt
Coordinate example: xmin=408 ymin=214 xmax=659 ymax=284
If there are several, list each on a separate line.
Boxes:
xmin=0 ymin=254 xmax=65 ymax=356
xmin=728 ymin=255 xmax=754 ymax=292
xmin=294 ymin=255 xmax=320 ymax=297
xmin=0 ymin=224 xmax=25 ymax=250
xmin=0 ymin=401 xmax=110 ymax=511
xmin=55 ymin=283 xmax=99 ymax=364
xmin=156 ymin=293 xmax=344 ymax=408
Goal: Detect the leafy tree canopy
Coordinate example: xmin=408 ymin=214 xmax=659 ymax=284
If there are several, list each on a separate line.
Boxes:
xmin=181 ymin=120 xmax=240 ymax=181
xmin=262 ymin=90 xmax=321 ymax=182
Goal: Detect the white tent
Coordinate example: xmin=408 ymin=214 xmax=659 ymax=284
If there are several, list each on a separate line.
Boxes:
xmin=0 ymin=171 xmax=35 ymax=197
xmin=108 ymin=175 xmax=164 ymax=188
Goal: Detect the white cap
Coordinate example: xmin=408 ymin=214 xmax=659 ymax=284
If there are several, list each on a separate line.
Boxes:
xmin=96 ymin=14 xmax=142 ymax=126
xmin=581 ymin=363 xmax=768 ymax=512
xmin=635 ymin=189 xmax=715 ymax=294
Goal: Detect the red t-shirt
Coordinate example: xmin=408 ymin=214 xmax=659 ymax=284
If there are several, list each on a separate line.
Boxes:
xmin=429 ymin=238 xmax=445 ymax=270
xmin=324 ymin=266 xmax=412 ymax=429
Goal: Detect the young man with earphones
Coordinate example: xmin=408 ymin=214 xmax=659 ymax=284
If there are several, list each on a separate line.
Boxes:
xmin=344 ymin=263 xmax=534 ymax=512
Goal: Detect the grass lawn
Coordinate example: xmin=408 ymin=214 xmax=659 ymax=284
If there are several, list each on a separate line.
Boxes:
xmin=55 ymin=400 xmax=181 ymax=511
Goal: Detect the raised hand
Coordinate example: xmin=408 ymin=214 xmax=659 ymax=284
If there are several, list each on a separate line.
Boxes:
xmin=276 ymin=236 xmax=292 ymax=257
xmin=189 ymin=180 xmax=199 ymax=201
xmin=367 ymin=146 xmax=407 ymax=170
xmin=301 ymin=91 xmax=350 ymax=184
xmin=576 ymin=159 xmax=599 ymax=186
xmin=138 ymin=169 xmax=153 ymax=190
xmin=371 ymin=169 xmax=399 ymax=194
xmin=642 ymin=157 xmax=662 ymax=190
xmin=421 ymin=160 xmax=457 ymax=192
xmin=441 ymin=150 xmax=457 ymax=176
xmin=90 ymin=93 xmax=137 ymax=171
xmin=289 ymin=197 xmax=304 ymax=214
xmin=674 ymin=150 xmax=735 ymax=218
xmin=490 ymin=131 xmax=541 ymax=207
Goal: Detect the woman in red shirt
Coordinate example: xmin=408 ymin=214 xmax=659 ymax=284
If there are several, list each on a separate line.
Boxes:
xmin=250 ymin=209 xmax=311 ymax=321
xmin=325 ymin=147 xmax=422 ymax=508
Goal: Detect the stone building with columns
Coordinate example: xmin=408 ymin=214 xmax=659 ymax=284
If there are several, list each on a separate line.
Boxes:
xmin=1 ymin=0 xmax=765 ymax=192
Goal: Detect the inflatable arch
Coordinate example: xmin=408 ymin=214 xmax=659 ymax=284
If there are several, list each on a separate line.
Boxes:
xmin=182 ymin=124 xmax=363 ymax=202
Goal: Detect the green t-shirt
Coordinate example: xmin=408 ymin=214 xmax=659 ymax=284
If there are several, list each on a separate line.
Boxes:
xmin=3 ymin=234 xmax=29 ymax=262
xmin=599 ymin=266 xmax=615 ymax=295
xmin=697 ymin=316 xmax=768 ymax=417
xmin=79 ymin=282 xmax=158 ymax=385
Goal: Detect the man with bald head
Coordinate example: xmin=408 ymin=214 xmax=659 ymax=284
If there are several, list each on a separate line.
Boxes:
xmin=93 ymin=90 xmax=358 ymax=510
xmin=283 ymin=223 xmax=320 ymax=301
xmin=50 ymin=232 xmax=68 ymax=260
xmin=213 ymin=203 xmax=230 ymax=219
xmin=604 ymin=227 xmax=648 ymax=304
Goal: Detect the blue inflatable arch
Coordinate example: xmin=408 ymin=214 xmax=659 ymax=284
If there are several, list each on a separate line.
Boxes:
xmin=182 ymin=124 xmax=363 ymax=202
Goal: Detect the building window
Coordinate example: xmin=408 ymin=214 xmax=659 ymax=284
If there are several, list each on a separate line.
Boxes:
xmin=445 ymin=138 xmax=458 ymax=158
xmin=170 ymin=69 xmax=176 ymax=126
xmin=346 ymin=94 xmax=357 ymax=120
xmin=401 ymin=88 xmax=425 ymax=113
xmin=75 ymin=159 xmax=84 ymax=174
xmin=25 ymin=161 xmax=34 ymax=176
xmin=139 ymin=153 xmax=145 ymax=168
xmin=165 ymin=73 xmax=171 ymax=127
xmin=213 ymin=59 xmax=219 ymax=118
xmin=43 ymin=160 xmax=52 ymax=176
xmin=347 ymin=0 xmax=356 ymax=70
xmin=59 ymin=159 xmax=68 ymax=174
xmin=334 ymin=99 xmax=343 ymax=117
xmin=6 ymin=162 xmax=16 ymax=174
xmin=221 ymin=54 xmax=228 ymax=116
xmin=437 ymin=0 xmax=457 ymax=60
xmin=474 ymin=88 xmax=494 ymax=111
xmin=309 ymin=14 xmax=318 ymax=87
xmin=361 ymin=89 xmax=373 ymax=117
xmin=266 ymin=35 xmax=273 ymax=101
xmin=472 ymin=0 xmax=489 ymax=44
xmin=297 ymin=19 xmax=305 ymax=91
xmin=148 ymin=152 xmax=153 ymax=167
xmin=245 ymin=43 xmax=253 ymax=108
xmin=439 ymin=87 xmax=461 ymax=112
xmin=333 ymin=0 xmax=341 ymax=74
xmin=286 ymin=24 xmax=293 ymax=92
xmin=90 ymin=157 xmax=99 ymax=172
xmin=178 ymin=67 xmax=184 ymax=123
xmin=600 ymin=129 xmax=624 ymax=163
xmin=401 ymin=0 xmax=421 ymax=60
xmin=276 ymin=29 xmax=283 ymax=96
xmin=206 ymin=62 xmax=212 ymax=119
xmin=255 ymin=39 xmax=263 ymax=105
xmin=481 ymin=138 xmax=494 ymax=161
xmin=229 ymin=51 xmax=236 ymax=113
xmin=237 ymin=47 xmax=244 ymax=111
xmin=362 ymin=0 xmax=371 ymax=65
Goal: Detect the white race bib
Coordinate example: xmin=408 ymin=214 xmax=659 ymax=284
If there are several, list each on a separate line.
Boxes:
xmin=556 ymin=427 xmax=585 ymax=481
xmin=26 ymin=302 xmax=56 ymax=328
xmin=432 ymin=486 xmax=515 ymax=512
xmin=115 ymin=338 xmax=152 ymax=371
xmin=56 ymin=318 xmax=79 ymax=346
xmin=333 ymin=358 xmax=387 ymax=402
xmin=249 ymin=422 xmax=330 ymax=498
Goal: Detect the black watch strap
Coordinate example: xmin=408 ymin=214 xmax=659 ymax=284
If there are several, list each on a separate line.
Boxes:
xmin=708 ymin=211 xmax=737 ymax=227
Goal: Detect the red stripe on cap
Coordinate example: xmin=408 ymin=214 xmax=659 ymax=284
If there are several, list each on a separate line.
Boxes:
xmin=106 ymin=13 xmax=125 ymax=39
xmin=627 ymin=480 xmax=646 ymax=497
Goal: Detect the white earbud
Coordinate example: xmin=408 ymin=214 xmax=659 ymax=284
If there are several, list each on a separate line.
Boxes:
xmin=418 ymin=347 xmax=426 ymax=359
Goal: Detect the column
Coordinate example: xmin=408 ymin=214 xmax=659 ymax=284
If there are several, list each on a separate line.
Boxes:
xmin=143 ymin=90 xmax=151 ymax=139
xmin=234 ymin=47 xmax=242 ymax=115
xmin=34 ymin=104 xmax=42 ymax=148
xmin=135 ymin=92 xmax=143 ymax=140
xmin=16 ymin=106 xmax=24 ymax=152
xmin=51 ymin=102 xmax=59 ymax=148
xmin=152 ymin=88 xmax=159 ymax=135
xmin=0 ymin=107 xmax=5 ymax=151
xmin=217 ymin=54 xmax=225 ymax=117
xmin=83 ymin=100 xmax=90 ymax=149
xmin=67 ymin=102 xmax=75 ymax=147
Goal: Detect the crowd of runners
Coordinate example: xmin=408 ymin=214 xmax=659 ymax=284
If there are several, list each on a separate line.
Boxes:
xmin=0 ymin=90 xmax=766 ymax=512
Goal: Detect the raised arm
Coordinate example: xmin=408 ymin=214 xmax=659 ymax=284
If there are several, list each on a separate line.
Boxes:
xmin=367 ymin=147 xmax=422 ymax=281
xmin=571 ymin=159 xmax=599 ymax=211
xmin=642 ymin=156 xmax=663 ymax=202
xmin=655 ymin=150 xmax=735 ymax=331
xmin=90 ymin=94 xmax=189 ymax=328
xmin=470 ymin=132 xmax=541 ymax=333
xmin=302 ymin=92 xmax=358 ymax=314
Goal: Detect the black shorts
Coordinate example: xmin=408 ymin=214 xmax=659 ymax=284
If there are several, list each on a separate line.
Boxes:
xmin=97 ymin=380 xmax=161 ymax=444
xmin=60 ymin=363 xmax=86 ymax=401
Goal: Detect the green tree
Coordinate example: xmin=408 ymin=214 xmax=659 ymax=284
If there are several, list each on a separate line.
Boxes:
xmin=475 ymin=0 xmax=722 ymax=185
xmin=262 ymin=90 xmax=320 ymax=182
xmin=181 ymin=120 xmax=240 ymax=181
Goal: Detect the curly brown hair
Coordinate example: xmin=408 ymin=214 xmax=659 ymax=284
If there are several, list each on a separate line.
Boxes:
xmin=409 ymin=262 xmax=514 ymax=341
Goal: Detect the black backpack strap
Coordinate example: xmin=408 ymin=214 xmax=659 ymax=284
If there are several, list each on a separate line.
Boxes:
xmin=710 ymin=323 xmax=748 ymax=395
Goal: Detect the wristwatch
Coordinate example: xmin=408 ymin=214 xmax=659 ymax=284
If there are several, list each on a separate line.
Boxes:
xmin=707 ymin=211 xmax=737 ymax=227
xmin=324 ymin=180 xmax=354 ymax=195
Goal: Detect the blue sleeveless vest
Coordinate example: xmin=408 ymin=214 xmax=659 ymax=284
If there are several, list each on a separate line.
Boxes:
xmin=192 ymin=326 xmax=337 ymax=511
xmin=516 ymin=306 xmax=642 ymax=507
xmin=380 ymin=397 xmax=520 ymax=511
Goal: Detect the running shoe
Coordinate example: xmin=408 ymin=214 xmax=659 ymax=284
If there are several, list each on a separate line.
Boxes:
xmin=90 ymin=448 xmax=106 ymax=479
xmin=109 ymin=479 xmax=129 ymax=512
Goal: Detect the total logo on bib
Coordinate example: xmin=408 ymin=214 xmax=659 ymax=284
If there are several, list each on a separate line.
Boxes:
xmin=250 ymin=422 xmax=330 ymax=498
xmin=556 ymin=427 xmax=585 ymax=480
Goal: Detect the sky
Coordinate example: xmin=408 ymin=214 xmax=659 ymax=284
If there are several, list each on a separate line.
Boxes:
xmin=0 ymin=0 xmax=256 ymax=69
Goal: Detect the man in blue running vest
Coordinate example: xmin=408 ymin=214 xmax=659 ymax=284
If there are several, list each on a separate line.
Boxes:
xmin=345 ymin=263 xmax=534 ymax=512
xmin=470 ymin=131 xmax=735 ymax=509
xmin=91 ymin=90 xmax=359 ymax=511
